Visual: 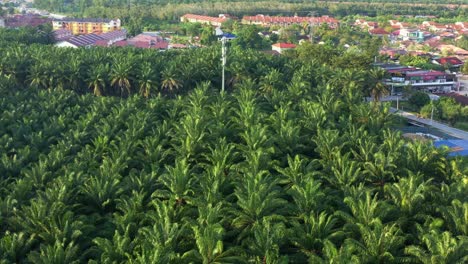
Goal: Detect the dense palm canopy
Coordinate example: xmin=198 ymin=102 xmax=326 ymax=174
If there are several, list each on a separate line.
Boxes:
xmin=0 ymin=38 xmax=467 ymax=263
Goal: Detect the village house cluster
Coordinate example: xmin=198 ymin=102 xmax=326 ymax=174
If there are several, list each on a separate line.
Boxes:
xmin=377 ymin=63 xmax=457 ymax=94
xmin=353 ymin=18 xmax=467 ymax=94
xmin=354 ymin=18 xmax=468 ymax=60
xmin=2 ymin=11 xmax=466 ymax=95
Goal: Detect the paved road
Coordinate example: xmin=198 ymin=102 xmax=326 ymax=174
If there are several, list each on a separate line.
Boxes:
xmin=390 ymin=108 xmax=468 ymax=140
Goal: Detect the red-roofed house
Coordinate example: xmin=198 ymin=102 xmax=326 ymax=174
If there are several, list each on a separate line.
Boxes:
xmin=128 ymin=40 xmax=168 ymax=49
xmin=437 ymin=45 xmax=468 ymax=59
xmin=113 ymin=40 xmax=129 ymax=47
xmin=455 ymin=22 xmax=468 ymax=29
xmin=365 ymin=21 xmax=378 ymax=29
xmin=272 ymin=43 xmax=296 ymax=54
xmin=439 ymin=31 xmax=456 ymax=38
xmin=369 ymin=28 xmax=389 ymax=37
xmin=242 ymin=14 xmax=339 ymax=28
xmin=433 ymin=57 xmax=464 ymax=68
xmin=124 ymin=32 xmax=168 ymax=49
xmin=94 ymin=40 xmax=109 ymax=47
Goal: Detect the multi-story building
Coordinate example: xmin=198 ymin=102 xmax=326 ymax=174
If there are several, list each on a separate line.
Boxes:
xmin=242 ymin=14 xmax=339 ymax=29
xmin=180 ymin=14 xmax=232 ymax=27
xmin=398 ymin=28 xmax=426 ymax=42
xmin=52 ymin=18 xmax=121 ymax=35
xmin=378 ymin=64 xmax=456 ymax=94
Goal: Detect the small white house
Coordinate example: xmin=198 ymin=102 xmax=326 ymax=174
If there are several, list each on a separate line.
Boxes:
xmin=272 ymin=43 xmax=296 ymax=54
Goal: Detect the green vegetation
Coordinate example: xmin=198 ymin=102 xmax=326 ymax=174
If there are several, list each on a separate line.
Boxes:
xmin=32 ymin=0 xmax=466 ymax=24
xmin=399 ymin=55 xmax=444 ymax=71
xmin=408 ymin=91 xmax=431 ymax=110
xmin=1 ymin=75 xmax=467 ymax=263
xmin=0 ymin=26 xmax=53 ymax=45
xmin=420 ymin=97 xmax=468 ymax=127
xmin=0 ymin=36 xmax=382 ymax=97
xmin=0 ymin=26 xmax=467 ymax=262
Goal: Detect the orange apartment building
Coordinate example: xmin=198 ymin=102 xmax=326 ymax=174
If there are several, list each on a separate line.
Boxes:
xmin=52 ymin=18 xmax=121 ymax=35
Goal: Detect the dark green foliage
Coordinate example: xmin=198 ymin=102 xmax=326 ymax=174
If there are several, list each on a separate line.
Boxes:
xmin=0 ymin=34 xmax=467 ymax=263
xmin=408 ymin=91 xmax=431 ymax=110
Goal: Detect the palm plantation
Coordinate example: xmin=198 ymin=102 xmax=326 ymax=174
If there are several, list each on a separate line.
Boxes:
xmin=0 ymin=31 xmax=467 ymax=263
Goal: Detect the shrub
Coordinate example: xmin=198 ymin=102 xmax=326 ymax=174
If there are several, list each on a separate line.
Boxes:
xmin=408 ymin=91 xmax=430 ymax=110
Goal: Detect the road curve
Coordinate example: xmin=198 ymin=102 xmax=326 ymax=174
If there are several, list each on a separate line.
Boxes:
xmin=390 ymin=107 xmax=468 ymax=140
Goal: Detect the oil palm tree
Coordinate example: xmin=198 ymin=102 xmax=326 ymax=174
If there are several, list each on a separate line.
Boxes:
xmin=93 ymin=227 xmax=136 ymax=263
xmin=259 ymin=68 xmax=284 ymax=94
xmin=232 ymin=171 xmax=287 ymax=242
xmin=288 ymin=178 xmax=325 ymax=218
xmin=132 ymin=200 xmax=185 ymax=263
xmin=289 ymin=212 xmax=343 ymax=258
xmin=438 ymin=199 xmax=468 ymax=236
xmin=161 ymin=65 xmax=182 ymax=93
xmin=27 ymin=64 xmax=48 ymax=90
xmin=152 ymin=158 xmax=197 ymax=206
xmin=110 ymin=60 xmax=134 ymax=97
xmin=385 ymin=172 xmax=432 ymax=215
xmin=345 ymin=221 xmax=405 ymax=264
xmin=27 ymin=240 xmax=80 ymax=264
xmin=367 ymin=68 xmax=389 ymax=103
xmin=0 ymin=232 xmax=36 ymax=263
xmin=247 ymin=219 xmax=287 ymax=264
xmin=405 ymin=230 xmax=468 ymax=264
xmin=187 ymin=221 xmax=246 ymax=264
xmin=137 ymin=62 xmax=158 ymax=98
xmin=307 ymin=240 xmax=360 ymax=264
xmin=87 ymin=64 xmax=109 ymax=96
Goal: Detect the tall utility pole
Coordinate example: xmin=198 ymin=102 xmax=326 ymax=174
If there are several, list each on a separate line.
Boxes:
xmin=221 ymin=37 xmax=227 ymax=93
xmin=308 ymin=11 xmax=317 ymax=43
xmin=396 ymin=95 xmax=399 ymax=110
xmin=430 ymin=103 xmax=434 ymax=126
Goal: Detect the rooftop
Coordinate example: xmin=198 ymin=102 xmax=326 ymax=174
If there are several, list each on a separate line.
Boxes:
xmin=99 ymin=29 xmax=127 ymax=40
xmin=53 ymin=18 xmax=119 ymax=23
xmin=181 ymin=14 xmax=228 ymax=24
xmin=434 ymin=140 xmax=468 ymax=157
xmin=436 ymin=57 xmax=464 ymax=66
xmin=406 ymin=70 xmax=446 ymax=77
xmin=272 ymin=43 xmax=296 ymax=49
xmin=66 ymin=34 xmax=104 ymax=47
xmin=369 ymin=28 xmax=390 ymax=35
xmin=243 ymin=14 xmax=339 ymax=24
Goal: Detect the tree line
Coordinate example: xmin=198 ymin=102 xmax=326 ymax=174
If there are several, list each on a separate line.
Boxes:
xmin=32 ymin=0 xmax=466 ymax=22
xmin=0 ymin=37 xmax=388 ymax=100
